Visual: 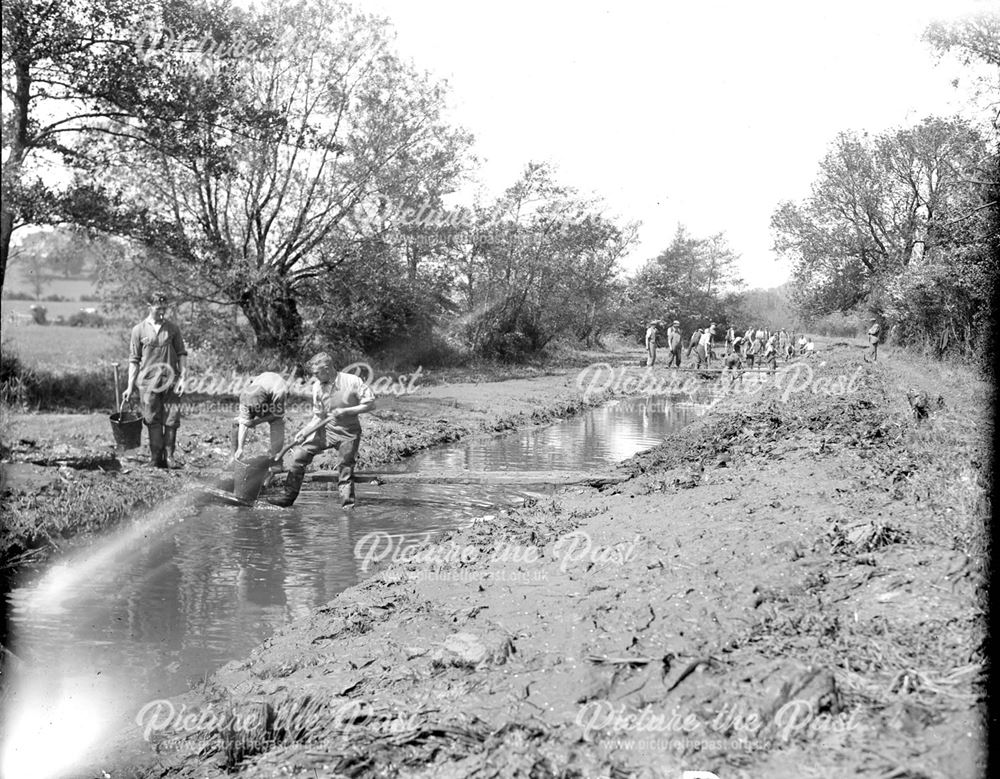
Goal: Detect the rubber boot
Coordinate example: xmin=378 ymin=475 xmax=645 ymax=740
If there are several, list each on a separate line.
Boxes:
xmin=268 ymin=469 xmax=303 ymax=507
xmin=148 ymin=424 xmax=166 ymax=468
xmin=163 ymin=427 xmax=182 ymax=469
xmin=339 ymin=469 xmax=356 ymax=508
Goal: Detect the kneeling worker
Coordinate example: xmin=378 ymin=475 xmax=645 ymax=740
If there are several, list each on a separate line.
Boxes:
xmin=268 ymin=352 xmax=376 ymax=508
xmin=233 ymin=371 xmax=289 ymax=466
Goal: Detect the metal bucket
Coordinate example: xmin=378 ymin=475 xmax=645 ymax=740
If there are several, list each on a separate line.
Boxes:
xmin=110 ymin=401 xmax=143 ymax=449
xmin=233 ymin=455 xmax=273 ymax=504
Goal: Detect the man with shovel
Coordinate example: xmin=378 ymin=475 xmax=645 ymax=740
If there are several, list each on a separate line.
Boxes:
xmin=123 ymin=292 xmax=187 ymax=468
xmin=268 ymin=352 xmax=376 ymax=508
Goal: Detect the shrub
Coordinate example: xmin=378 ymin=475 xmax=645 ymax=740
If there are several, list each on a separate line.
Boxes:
xmin=306 ymin=255 xmax=453 ymax=357
xmin=371 ymin=330 xmax=467 ymax=371
xmin=66 ymin=310 xmax=106 ymax=328
xmin=1 ymin=346 xmax=113 ymax=410
xmin=1 ymin=290 xmax=34 ymax=301
xmin=1 ymin=350 xmax=32 ymax=406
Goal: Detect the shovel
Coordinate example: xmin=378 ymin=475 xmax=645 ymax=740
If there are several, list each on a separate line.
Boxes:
xmin=112 ymin=362 xmax=121 ymax=407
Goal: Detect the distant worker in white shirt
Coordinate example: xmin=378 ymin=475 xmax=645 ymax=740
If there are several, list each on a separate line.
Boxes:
xmin=645 ymin=320 xmax=660 ymax=367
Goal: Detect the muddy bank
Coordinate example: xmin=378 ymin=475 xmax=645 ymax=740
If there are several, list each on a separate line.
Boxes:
xmin=98 ymin=346 xmax=987 ymax=778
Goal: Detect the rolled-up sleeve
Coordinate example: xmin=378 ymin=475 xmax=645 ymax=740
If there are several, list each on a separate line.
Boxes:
xmin=311 ymin=380 xmax=326 ymax=417
xmin=236 ymin=401 xmax=254 ymax=427
xmin=129 ymin=324 xmax=143 ymax=366
xmin=171 ymin=324 xmax=187 ymax=357
xmin=355 ymin=379 xmax=375 ymax=405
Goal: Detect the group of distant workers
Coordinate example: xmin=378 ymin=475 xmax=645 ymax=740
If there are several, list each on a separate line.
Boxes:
xmin=644 ymin=317 xmax=882 ymax=377
xmin=121 ymin=292 xmax=375 ymax=508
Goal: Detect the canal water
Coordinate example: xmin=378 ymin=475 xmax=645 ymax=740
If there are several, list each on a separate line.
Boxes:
xmin=2 ymin=391 xmax=711 ymax=778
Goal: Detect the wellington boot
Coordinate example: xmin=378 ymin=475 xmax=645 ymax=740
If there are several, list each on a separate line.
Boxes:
xmin=163 ymin=427 xmax=183 ymax=469
xmin=148 ymin=425 xmax=167 ymax=469
xmin=267 ymin=470 xmax=304 ymax=507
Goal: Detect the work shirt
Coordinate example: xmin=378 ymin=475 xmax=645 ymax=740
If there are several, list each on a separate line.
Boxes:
xmin=129 ymin=317 xmax=186 ymax=387
xmin=667 ymin=327 xmax=682 ymax=350
xmin=699 ymin=331 xmax=712 ymax=348
xmin=311 ymin=372 xmax=375 ymax=435
xmin=645 ymin=326 xmax=658 ymax=347
xmin=238 ymin=372 xmax=288 ymax=425
xmin=868 ymin=324 xmax=880 ymax=343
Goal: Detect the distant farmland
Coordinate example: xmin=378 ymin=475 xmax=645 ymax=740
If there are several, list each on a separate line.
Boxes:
xmin=2 ymin=322 xmax=125 ymax=371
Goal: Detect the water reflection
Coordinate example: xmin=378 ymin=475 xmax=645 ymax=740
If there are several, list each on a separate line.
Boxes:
xmin=3 ymin=391 xmax=711 ymax=777
xmin=403 ymin=393 xmax=710 ymax=473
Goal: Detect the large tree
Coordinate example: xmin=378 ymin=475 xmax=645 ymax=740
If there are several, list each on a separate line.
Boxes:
xmin=624 ymin=224 xmax=744 ymax=334
xmin=771 ymin=11 xmax=999 ymax=361
xmin=456 ymin=163 xmax=637 ymax=357
xmin=0 ymin=0 xmax=237 ymax=291
xmin=771 ymin=117 xmax=991 ymax=320
xmin=82 ymin=0 xmax=470 ymax=354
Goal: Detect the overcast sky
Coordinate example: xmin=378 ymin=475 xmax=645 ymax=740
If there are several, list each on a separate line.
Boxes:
xmin=355 ymin=0 xmax=991 ymax=288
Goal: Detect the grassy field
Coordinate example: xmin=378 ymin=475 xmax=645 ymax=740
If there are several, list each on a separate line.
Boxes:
xmin=2 ymin=324 xmax=126 ymax=371
xmin=1 ymin=299 xmax=106 ymax=321
xmin=2 ymin=264 xmax=98 ymax=300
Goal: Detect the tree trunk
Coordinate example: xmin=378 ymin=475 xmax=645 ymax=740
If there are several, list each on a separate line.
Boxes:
xmin=0 ymin=209 xmax=14 ymax=292
xmin=240 ymin=283 xmax=304 ymax=357
xmin=1 ymin=47 xmax=32 ymax=294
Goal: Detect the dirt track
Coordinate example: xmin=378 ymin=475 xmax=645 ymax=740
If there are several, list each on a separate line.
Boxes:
xmin=94 ymin=345 xmax=986 ymax=779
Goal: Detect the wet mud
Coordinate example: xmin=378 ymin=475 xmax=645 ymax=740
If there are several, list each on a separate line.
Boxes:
xmin=90 ymin=346 xmax=987 ymax=778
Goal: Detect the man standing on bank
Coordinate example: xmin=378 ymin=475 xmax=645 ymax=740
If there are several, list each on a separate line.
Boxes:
xmin=865 ymin=318 xmax=881 ymax=362
xmin=666 ymin=320 xmax=683 ymax=368
xmin=268 ymin=352 xmax=376 ymax=508
xmin=644 ymin=320 xmax=660 ymax=367
xmin=123 ymin=292 xmax=187 ymax=468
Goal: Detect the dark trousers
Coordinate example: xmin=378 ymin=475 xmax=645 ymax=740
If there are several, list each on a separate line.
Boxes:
xmin=141 ymin=387 xmax=180 ymax=465
xmin=284 ymin=425 xmax=361 ymax=506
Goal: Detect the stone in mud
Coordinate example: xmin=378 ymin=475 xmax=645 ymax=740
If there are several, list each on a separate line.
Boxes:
xmin=760 ymin=665 xmax=842 ymax=743
xmin=434 ymin=631 xmax=515 ymax=668
xmin=883 ymin=699 xmax=942 ymax=736
xmin=773 ymin=540 xmax=804 ymax=561
xmin=443 ymin=632 xmax=488 ymax=664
